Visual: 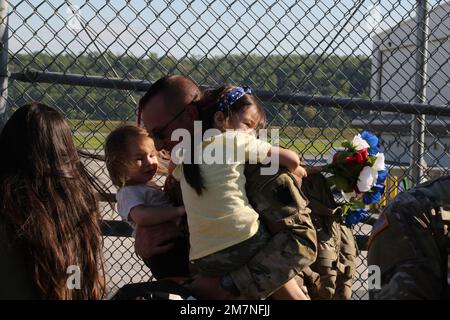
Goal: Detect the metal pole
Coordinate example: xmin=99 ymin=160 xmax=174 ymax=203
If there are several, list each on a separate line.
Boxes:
xmin=9 ymin=69 xmax=450 ymax=116
xmin=410 ymin=0 xmax=429 ymax=185
xmin=376 ymin=50 xmax=383 ymax=100
xmin=0 ymin=0 xmax=8 ymax=132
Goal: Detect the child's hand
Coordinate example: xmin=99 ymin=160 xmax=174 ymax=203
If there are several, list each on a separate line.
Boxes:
xmin=293 ymin=165 xmax=308 ymax=179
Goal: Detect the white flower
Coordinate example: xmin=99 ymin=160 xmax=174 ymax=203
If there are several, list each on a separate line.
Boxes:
xmin=352 ymin=134 xmax=370 ymax=151
xmin=372 ymin=171 xmax=379 ymax=185
xmin=357 ymin=166 xmax=375 ymax=192
xmin=372 ymin=152 xmax=386 ymax=171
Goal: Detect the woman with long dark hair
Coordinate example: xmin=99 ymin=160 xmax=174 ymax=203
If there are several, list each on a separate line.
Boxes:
xmin=0 ymin=103 xmax=105 ymax=299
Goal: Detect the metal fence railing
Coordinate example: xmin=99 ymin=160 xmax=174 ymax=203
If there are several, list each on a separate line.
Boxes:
xmin=1 ymin=0 xmax=449 ymax=299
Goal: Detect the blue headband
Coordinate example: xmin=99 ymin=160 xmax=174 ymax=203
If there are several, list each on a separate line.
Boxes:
xmin=217 ymin=85 xmax=253 ymax=112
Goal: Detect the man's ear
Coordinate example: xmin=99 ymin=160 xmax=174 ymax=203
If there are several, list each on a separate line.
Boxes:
xmin=213 ymin=111 xmax=226 ymax=129
xmin=185 ymin=103 xmax=199 ymax=121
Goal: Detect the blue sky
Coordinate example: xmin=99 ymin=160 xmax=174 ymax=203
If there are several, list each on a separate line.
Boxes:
xmin=7 ymin=0 xmax=444 ymax=58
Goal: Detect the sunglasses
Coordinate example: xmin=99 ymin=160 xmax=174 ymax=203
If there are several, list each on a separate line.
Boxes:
xmin=149 ymin=107 xmax=186 ymax=141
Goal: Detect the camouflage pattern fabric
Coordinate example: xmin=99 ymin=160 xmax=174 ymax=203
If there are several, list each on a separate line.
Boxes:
xmin=190 ymin=224 xmax=271 ymax=276
xmin=164 ymin=166 xmax=358 ymax=300
xmin=367 ymin=175 xmax=450 ymax=300
xmin=300 ymin=173 xmax=358 ymax=300
xmin=227 ymin=164 xmax=317 ymax=299
xmin=334 ymin=223 xmax=357 ymax=299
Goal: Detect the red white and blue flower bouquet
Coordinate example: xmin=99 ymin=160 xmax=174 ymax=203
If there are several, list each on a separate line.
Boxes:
xmin=322 ymin=131 xmax=387 ymax=226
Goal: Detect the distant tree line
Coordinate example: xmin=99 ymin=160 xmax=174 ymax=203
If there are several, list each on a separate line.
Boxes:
xmin=7 ymin=51 xmax=371 ymax=127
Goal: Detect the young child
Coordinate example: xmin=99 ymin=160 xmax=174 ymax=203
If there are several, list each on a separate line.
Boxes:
xmin=171 ymin=85 xmax=309 ymax=299
xmin=105 ymin=125 xmax=190 ymax=280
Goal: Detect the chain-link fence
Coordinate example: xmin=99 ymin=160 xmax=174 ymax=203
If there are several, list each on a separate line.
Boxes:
xmin=1 ymin=0 xmax=449 ymax=299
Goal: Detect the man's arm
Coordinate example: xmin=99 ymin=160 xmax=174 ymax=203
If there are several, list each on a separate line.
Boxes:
xmin=369 ymin=258 xmax=443 ymax=300
xmin=225 ymin=171 xmax=318 ymax=299
xmin=129 ymin=205 xmax=185 ymax=227
xmin=134 ymin=223 xmax=181 ymax=259
xmin=188 ymin=172 xmax=318 ymax=299
xmin=367 ymin=194 xmax=445 ymax=299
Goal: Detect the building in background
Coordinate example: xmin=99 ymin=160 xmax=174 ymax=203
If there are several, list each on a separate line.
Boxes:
xmin=370 ymin=1 xmax=449 ymax=105
xmin=353 ymin=1 xmax=450 ymax=169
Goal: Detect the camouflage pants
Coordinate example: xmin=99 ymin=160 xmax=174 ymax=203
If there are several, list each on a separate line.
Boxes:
xmin=190 ymin=224 xmax=271 ymax=276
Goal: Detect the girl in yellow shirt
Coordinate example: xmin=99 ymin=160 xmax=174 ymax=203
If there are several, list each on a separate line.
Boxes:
xmin=172 ymin=85 xmax=308 ymax=299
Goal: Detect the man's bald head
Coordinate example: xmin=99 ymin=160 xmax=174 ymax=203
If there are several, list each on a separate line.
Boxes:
xmin=139 ymin=75 xmax=202 ymax=151
xmin=138 ymin=75 xmax=201 ymax=120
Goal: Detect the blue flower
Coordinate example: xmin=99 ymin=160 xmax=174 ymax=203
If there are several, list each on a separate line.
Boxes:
xmin=372 ymin=184 xmax=385 ymax=193
xmin=345 ymin=208 xmax=367 ymax=226
xmin=363 ymin=185 xmax=385 ymax=205
xmin=361 ymin=131 xmax=379 ymax=155
xmin=376 ymin=169 xmax=388 ymax=185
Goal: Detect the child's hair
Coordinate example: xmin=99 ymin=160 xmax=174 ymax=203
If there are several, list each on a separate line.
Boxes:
xmin=184 ymin=84 xmax=267 ymax=195
xmin=199 ymin=84 xmax=267 ymax=131
xmin=105 ymin=125 xmax=151 ymax=187
xmin=0 ymin=102 xmax=105 ymax=299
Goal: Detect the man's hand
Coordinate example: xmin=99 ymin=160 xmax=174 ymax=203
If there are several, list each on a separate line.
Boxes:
xmin=134 ymin=223 xmax=181 ymax=259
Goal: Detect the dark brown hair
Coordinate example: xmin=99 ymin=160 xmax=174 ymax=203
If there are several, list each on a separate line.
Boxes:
xmin=0 ymin=103 xmax=105 ymax=299
xmin=183 ymin=84 xmax=267 ymax=195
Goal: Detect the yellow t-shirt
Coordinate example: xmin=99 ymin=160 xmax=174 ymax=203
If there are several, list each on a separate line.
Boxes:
xmin=172 ymin=130 xmax=272 ymax=260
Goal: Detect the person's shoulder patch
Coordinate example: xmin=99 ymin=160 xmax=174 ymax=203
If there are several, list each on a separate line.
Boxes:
xmin=367 ymin=211 xmax=389 ymax=249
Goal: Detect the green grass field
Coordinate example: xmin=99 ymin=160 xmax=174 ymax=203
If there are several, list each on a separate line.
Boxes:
xmin=74 ymin=134 xmax=342 ymax=156
xmin=73 ymin=133 xmax=105 ymax=150
xmin=71 ymin=119 xmax=349 ymax=155
xmin=68 ymin=119 xmax=132 ymax=134
xmin=279 ymin=138 xmax=341 ymax=155
xmin=70 ymin=119 xmax=130 ymax=150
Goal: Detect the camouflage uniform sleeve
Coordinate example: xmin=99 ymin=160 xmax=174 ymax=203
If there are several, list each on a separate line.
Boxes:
xmin=230 ymin=167 xmax=317 ymax=299
xmin=367 ymin=192 xmax=444 ymax=299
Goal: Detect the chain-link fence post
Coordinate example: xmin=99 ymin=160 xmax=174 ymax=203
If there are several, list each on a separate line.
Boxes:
xmin=410 ymin=0 xmax=429 ymax=185
xmin=0 ymin=0 xmax=8 ymax=132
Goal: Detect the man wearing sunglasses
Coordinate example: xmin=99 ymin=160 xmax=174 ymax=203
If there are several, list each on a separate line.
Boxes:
xmin=134 ymin=75 xmax=317 ymax=300
xmin=137 ymin=75 xmax=201 ymax=153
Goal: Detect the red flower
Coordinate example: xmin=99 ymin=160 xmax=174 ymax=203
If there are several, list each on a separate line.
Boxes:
xmin=344 ymin=149 xmax=368 ymax=166
xmin=333 ymin=152 xmax=340 ymax=163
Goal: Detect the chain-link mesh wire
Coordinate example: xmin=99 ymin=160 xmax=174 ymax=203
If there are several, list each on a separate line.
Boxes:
xmin=2 ymin=0 xmax=449 ymax=299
